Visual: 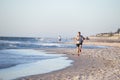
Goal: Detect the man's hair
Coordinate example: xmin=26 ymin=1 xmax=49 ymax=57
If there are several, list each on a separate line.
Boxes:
xmin=78 ymin=32 xmax=81 ymax=34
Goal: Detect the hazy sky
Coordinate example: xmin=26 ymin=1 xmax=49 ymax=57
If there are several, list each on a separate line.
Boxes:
xmin=0 ymin=0 xmax=120 ymax=37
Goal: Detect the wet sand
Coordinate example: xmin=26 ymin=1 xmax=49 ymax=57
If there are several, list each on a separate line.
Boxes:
xmin=17 ymin=41 xmax=120 ymax=80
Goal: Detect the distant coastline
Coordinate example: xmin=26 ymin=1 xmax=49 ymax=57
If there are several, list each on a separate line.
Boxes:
xmin=90 ymin=28 xmax=120 ymax=40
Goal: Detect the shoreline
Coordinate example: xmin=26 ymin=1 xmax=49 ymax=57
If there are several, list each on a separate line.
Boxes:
xmin=17 ymin=42 xmax=120 ymax=80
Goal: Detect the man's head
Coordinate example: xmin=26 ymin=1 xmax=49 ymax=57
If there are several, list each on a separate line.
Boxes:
xmin=78 ymin=32 xmax=81 ymax=35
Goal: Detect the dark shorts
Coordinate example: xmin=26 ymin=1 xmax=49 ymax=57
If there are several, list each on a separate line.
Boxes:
xmin=76 ymin=42 xmax=82 ymax=47
xmin=59 ymin=39 xmax=61 ymax=41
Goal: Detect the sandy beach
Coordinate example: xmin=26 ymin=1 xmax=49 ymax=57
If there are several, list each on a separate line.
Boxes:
xmin=16 ymin=41 xmax=120 ymax=80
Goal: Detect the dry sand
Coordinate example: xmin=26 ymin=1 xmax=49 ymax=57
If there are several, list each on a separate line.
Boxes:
xmin=84 ymin=40 xmax=120 ymax=47
xmin=17 ymin=42 xmax=120 ymax=80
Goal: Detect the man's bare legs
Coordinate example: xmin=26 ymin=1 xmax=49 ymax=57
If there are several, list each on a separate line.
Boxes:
xmin=77 ymin=44 xmax=83 ymax=56
xmin=80 ymin=45 xmax=82 ymax=52
xmin=77 ymin=46 xmax=81 ymax=56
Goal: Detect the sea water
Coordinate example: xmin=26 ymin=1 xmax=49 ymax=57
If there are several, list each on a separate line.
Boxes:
xmin=0 ymin=37 xmax=108 ymax=80
xmin=0 ymin=49 xmax=73 ymax=80
xmin=0 ymin=37 xmax=108 ymax=49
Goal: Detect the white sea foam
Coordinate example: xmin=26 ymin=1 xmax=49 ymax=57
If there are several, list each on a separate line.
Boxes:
xmin=0 ymin=54 xmax=73 ymax=80
xmin=40 ymin=43 xmax=62 ymax=47
xmin=0 ymin=49 xmax=65 ymax=57
xmin=0 ymin=40 xmax=22 ymax=44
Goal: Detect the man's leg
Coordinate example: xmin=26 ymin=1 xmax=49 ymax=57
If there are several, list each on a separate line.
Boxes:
xmin=77 ymin=47 xmax=79 ymax=53
xmin=79 ymin=45 xmax=82 ymax=52
xmin=78 ymin=46 xmax=81 ymax=56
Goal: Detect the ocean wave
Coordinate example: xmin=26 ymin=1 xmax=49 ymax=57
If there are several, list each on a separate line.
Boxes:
xmin=0 ymin=40 xmax=22 ymax=44
xmin=0 ymin=37 xmax=109 ymax=49
xmin=0 ymin=49 xmax=65 ymax=56
xmin=0 ymin=49 xmax=66 ymax=70
xmin=0 ymin=56 xmax=73 ymax=80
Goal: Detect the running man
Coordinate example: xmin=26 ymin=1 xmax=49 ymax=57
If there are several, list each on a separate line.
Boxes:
xmin=75 ymin=32 xmax=85 ymax=56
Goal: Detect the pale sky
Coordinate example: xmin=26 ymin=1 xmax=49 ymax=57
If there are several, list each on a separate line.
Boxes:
xmin=0 ymin=0 xmax=120 ymax=37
